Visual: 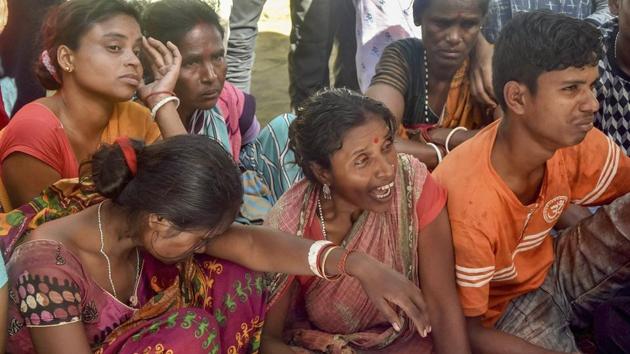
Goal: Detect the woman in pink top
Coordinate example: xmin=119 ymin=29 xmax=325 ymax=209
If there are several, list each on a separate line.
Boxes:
xmin=0 ymin=0 xmax=186 ymax=210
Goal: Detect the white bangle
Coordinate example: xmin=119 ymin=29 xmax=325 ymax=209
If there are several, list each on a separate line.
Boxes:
xmin=150 ymin=95 xmax=180 ymax=121
xmin=445 ymin=126 xmax=468 ymax=153
xmin=427 ymin=143 xmax=443 ymax=164
xmin=308 ymin=240 xmax=333 ymax=278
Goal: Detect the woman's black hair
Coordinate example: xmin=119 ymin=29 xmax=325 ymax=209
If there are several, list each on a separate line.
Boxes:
xmin=289 ymin=88 xmax=397 ymax=183
xmin=35 ymin=0 xmax=141 ymax=90
xmin=90 ymin=135 xmax=243 ymax=234
xmin=413 ymin=0 xmax=490 ymax=25
xmin=141 ymin=0 xmax=224 ymax=47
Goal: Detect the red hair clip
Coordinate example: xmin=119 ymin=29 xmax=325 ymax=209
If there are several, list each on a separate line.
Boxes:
xmin=115 ymin=137 xmax=137 ymax=176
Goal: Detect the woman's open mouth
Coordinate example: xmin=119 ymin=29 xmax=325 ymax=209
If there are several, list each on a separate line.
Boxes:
xmin=372 ymin=181 xmax=394 ymax=200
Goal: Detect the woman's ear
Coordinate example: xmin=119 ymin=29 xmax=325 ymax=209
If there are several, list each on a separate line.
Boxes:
xmin=147 ymin=214 xmax=170 ymax=233
xmin=309 ymin=161 xmax=332 ymax=187
xmin=56 ymin=45 xmax=75 ymax=73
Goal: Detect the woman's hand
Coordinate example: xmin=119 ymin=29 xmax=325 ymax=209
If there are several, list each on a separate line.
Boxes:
xmin=137 ymin=36 xmax=182 ymax=108
xmin=469 ymin=34 xmax=497 ymax=108
xmin=345 ymin=252 xmax=432 ymax=337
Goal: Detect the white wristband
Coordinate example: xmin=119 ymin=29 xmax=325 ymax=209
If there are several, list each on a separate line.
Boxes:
xmin=150 ymin=96 xmax=180 ymax=121
xmin=308 ymin=240 xmax=333 ymax=278
xmin=445 ymin=126 xmax=468 ymax=153
xmin=427 ymin=143 xmax=443 ymax=164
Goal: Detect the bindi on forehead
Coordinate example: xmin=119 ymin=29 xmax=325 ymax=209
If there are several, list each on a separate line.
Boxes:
xmin=373 ymin=137 xmax=380 ymax=144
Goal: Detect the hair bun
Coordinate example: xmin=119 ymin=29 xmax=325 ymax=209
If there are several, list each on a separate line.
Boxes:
xmin=90 ymin=139 xmax=144 ymax=200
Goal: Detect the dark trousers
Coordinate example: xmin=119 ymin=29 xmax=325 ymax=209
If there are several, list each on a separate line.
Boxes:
xmin=593 ymin=288 xmax=630 ymax=354
xmin=288 ymin=0 xmax=358 ymax=109
xmin=495 ymin=193 xmax=630 ymax=352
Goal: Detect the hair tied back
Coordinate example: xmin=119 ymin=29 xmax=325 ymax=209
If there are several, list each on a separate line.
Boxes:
xmin=40 ymin=50 xmax=60 ymax=84
xmin=115 ymin=136 xmax=138 ymax=176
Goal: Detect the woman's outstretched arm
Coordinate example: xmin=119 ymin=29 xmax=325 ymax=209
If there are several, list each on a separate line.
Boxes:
xmin=205 ymin=223 xmax=432 ymax=336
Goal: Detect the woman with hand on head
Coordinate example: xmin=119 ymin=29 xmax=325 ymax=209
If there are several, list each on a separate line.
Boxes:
xmin=142 ymin=0 xmax=261 ymax=163
xmin=261 ymin=89 xmax=470 ymax=354
xmin=2 ymin=134 xmax=432 ymax=354
xmin=367 ymin=0 xmax=495 ymax=170
xmin=0 ymin=0 xmax=185 ymax=211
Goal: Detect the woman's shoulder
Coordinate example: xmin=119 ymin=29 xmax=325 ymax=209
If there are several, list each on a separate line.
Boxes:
xmin=7 ymin=239 xmax=88 ymax=329
xmin=264 ymin=179 xmax=311 ymax=230
xmin=5 ymin=101 xmax=61 ymax=129
xmin=383 ymin=37 xmax=424 ymax=56
xmin=8 ymin=239 xmax=81 ymax=271
xmin=0 ymin=101 xmax=66 ymax=160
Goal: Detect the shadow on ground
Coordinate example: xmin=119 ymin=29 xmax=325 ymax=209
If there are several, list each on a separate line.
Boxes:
xmin=251 ymin=31 xmax=291 ymax=126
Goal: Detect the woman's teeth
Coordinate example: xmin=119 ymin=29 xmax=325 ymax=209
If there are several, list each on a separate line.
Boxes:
xmin=374 ymin=182 xmax=394 ymax=199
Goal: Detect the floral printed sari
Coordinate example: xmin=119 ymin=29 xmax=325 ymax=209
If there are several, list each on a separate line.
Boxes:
xmin=0 ymin=179 xmax=266 ymax=354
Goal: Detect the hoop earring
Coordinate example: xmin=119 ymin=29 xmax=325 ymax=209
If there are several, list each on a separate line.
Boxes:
xmin=322 ymin=183 xmax=332 ymax=200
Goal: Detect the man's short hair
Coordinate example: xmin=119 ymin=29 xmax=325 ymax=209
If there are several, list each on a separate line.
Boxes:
xmin=492 ymin=11 xmax=602 ymax=109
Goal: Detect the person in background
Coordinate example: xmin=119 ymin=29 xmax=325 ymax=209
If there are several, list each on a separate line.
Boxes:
xmin=367 ymin=0 xmax=494 ymax=170
xmin=142 ymin=0 xmax=260 ymax=163
xmin=0 ymin=0 xmax=186 ymax=211
xmin=594 ymin=0 xmax=630 ymax=154
xmin=288 ymin=0 xmax=358 ymax=109
xmin=469 ymin=0 xmax=611 ymax=108
xmin=354 ymin=0 xmax=422 ymax=93
xmin=226 ymin=0 xmax=267 ymax=93
xmin=0 ymin=0 xmax=63 ymax=117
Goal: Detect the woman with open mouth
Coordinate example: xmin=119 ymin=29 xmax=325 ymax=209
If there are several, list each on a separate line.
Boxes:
xmin=261 ymin=88 xmax=470 ymax=354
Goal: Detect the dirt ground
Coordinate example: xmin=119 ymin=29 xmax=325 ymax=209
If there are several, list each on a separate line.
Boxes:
xmin=250 ymin=0 xmax=291 ymax=125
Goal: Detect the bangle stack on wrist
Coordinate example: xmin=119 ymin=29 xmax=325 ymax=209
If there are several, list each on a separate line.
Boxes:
xmin=307 ymin=241 xmax=344 ymax=281
xmin=144 ymin=90 xmax=180 ymax=121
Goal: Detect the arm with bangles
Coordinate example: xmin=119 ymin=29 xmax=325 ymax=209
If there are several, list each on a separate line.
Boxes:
xmin=204 ymin=223 xmax=432 ymax=336
xmin=136 ymin=37 xmax=187 ymax=138
xmin=366 ymin=83 xmax=476 ymax=169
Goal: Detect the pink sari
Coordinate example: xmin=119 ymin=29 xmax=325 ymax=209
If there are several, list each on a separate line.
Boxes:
xmin=264 ymin=153 xmax=433 ymax=353
xmin=1 ymin=180 xmax=266 ymax=354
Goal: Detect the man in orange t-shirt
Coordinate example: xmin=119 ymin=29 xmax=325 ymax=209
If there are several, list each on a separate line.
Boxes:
xmin=434 ymin=11 xmax=630 ymax=354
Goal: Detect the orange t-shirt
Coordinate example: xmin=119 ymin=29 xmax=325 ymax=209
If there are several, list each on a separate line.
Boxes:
xmin=433 ymin=120 xmax=630 ymax=327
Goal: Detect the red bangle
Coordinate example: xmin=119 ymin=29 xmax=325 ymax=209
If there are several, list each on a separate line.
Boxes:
xmin=319 ymin=246 xmax=342 ymax=281
xmin=419 ymin=125 xmax=435 ymax=143
xmin=143 ymin=90 xmax=175 ymax=102
xmin=337 ymin=249 xmax=354 ymax=276
xmin=316 ymin=243 xmax=335 ymax=277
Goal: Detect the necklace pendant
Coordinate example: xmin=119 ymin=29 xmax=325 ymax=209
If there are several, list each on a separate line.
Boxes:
xmin=129 ymin=295 xmax=138 ymax=307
